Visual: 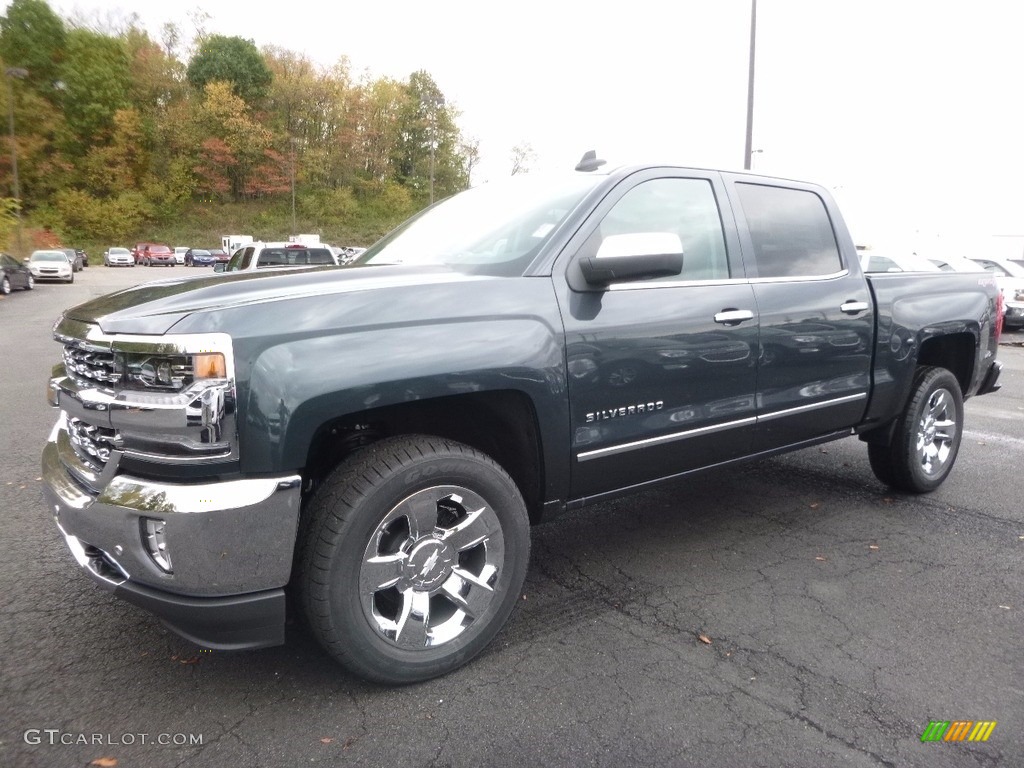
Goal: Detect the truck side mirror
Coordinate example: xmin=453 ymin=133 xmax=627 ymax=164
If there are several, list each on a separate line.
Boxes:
xmin=573 ymin=232 xmax=684 ymax=289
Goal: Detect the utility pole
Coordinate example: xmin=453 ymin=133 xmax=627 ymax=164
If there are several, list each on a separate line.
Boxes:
xmin=6 ymin=67 xmax=28 ymax=257
xmin=744 ymin=0 xmax=757 ymax=170
xmin=423 ymin=93 xmax=445 ymax=205
xmin=290 ymin=137 xmax=297 ymax=235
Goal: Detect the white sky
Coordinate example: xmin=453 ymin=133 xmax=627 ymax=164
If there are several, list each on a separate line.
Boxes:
xmin=17 ymin=0 xmax=1024 ymax=255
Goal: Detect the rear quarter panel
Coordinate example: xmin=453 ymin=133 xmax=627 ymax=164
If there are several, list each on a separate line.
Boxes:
xmin=864 ymin=271 xmax=1000 ymax=424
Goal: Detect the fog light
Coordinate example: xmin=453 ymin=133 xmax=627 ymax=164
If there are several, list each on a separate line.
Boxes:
xmin=142 ymin=517 xmax=173 ymax=573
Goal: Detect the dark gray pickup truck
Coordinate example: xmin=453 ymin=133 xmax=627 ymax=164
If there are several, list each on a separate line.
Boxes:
xmin=42 ymin=160 xmax=1004 ymax=683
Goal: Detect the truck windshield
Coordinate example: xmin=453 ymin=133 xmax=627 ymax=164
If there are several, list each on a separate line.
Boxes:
xmin=357 ymin=173 xmax=604 ymax=276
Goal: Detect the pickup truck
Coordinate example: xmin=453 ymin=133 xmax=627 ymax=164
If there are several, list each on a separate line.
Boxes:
xmin=42 ymin=159 xmax=1004 ymax=684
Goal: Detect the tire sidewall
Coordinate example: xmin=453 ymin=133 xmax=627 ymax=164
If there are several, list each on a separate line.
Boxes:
xmin=309 ymin=446 xmax=529 ymax=683
xmin=901 ymin=369 xmax=964 ymax=492
xmin=1 ymin=277 xmax=9 ymax=295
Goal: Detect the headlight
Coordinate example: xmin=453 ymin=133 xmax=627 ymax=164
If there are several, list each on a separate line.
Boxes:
xmin=124 ymin=352 xmax=227 ymax=391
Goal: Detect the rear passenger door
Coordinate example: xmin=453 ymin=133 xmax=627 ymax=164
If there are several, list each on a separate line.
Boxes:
xmin=724 ymin=177 xmax=873 ymax=451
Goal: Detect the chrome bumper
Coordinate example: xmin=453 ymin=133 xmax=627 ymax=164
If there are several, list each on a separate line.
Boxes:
xmin=43 ymin=415 xmax=302 ymax=598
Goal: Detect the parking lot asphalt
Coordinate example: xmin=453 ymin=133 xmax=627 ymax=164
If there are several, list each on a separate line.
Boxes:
xmin=1 ymin=265 xmax=1022 ymax=767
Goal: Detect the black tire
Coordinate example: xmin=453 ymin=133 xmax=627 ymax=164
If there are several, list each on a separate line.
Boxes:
xmin=24 ymin=275 xmax=33 ymax=290
xmin=66 ymin=273 xmax=74 ymax=284
xmin=0 ymin=276 xmax=9 ymax=295
xmin=867 ymin=366 xmax=964 ymax=493
xmin=299 ymin=435 xmax=530 ymax=684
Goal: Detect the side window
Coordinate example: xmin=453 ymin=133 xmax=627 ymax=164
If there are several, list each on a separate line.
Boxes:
xmin=584 ymin=178 xmax=729 ymax=282
xmin=736 ymin=183 xmax=842 ymax=278
xmin=226 ymin=247 xmax=250 ymax=272
xmin=239 ymin=247 xmax=256 ymax=270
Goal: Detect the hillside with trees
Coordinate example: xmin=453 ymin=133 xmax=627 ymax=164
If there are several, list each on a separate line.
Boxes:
xmin=0 ymin=0 xmax=478 ymax=254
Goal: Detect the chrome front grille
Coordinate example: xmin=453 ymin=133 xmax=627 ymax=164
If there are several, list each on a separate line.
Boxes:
xmin=63 ymin=344 xmax=120 ymax=386
xmin=67 ymin=417 xmax=121 ymax=470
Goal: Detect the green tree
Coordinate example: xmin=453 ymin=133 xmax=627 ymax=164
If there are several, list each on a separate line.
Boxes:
xmin=186 ymin=35 xmax=272 ymax=106
xmin=392 ymin=71 xmax=465 ymax=202
xmin=0 ymin=0 xmax=66 ymax=99
xmin=60 ymin=28 xmax=131 ymax=151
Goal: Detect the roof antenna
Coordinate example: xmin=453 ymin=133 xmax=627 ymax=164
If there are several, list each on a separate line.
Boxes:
xmin=575 ymin=150 xmax=606 ymax=172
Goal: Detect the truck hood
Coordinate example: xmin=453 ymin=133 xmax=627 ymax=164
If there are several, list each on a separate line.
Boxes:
xmin=64 ymin=264 xmax=480 ymax=335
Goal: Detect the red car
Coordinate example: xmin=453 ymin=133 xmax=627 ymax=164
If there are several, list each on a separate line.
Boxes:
xmin=140 ymin=244 xmax=175 ymax=267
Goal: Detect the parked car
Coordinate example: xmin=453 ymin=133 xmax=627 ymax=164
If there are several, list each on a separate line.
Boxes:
xmin=131 ymin=242 xmax=157 ymax=265
xmin=859 ymin=252 xmax=940 ymax=273
xmin=60 ymin=248 xmax=83 ymax=272
xmin=216 ymin=242 xmax=339 ymax=273
xmin=0 ymin=252 xmax=34 ymax=293
xmin=184 ymin=248 xmax=215 ymax=266
xmin=27 ymin=249 xmax=74 ymax=282
xmin=928 ymin=256 xmax=985 ymax=272
xmin=173 ymin=247 xmax=190 ymax=265
xmin=140 ymin=244 xmax=176 ymax=267
xmin=965 ymin=256 xmax=1024 ymax=331
xmin=330 ymin=245 xmax=367 ymax=265
xmin=209 ymin=248 xmax=229 ymax=264
xmin=104 ymin=247 xmax=135 ymax=267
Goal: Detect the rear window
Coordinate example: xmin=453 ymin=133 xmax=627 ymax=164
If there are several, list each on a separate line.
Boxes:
xmin=256 ymin=248 xmax=334 ymax=267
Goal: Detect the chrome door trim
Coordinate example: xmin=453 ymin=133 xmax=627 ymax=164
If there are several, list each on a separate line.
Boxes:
xmin=576 ymin=393 xmax=868 ymax=461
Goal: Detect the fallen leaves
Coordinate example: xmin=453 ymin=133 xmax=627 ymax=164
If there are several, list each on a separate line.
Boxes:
xmin=815 ymin=555 xmax=827 ymax=562
xmin=809 ymin=502 xmax=820 ymax=509
xmin=698 ymin=633 xmax=712 ymax=645
xmin=90 ymin=759 xmax=118 ymax=768
xmin=868 ymin=544 xmax=880 ymax=551
xmin=320 ymin=738 xmax=334 ymax=744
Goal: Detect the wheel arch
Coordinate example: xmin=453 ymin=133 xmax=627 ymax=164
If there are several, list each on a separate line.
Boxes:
xmin=916 ymin=332 xmax=975 ymax=396
xmin=302 ymin=390 xmax=548 ymax=524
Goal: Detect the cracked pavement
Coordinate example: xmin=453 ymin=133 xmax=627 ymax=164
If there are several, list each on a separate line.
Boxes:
xmin=1 ymin=268 xmax=1021 ymax=767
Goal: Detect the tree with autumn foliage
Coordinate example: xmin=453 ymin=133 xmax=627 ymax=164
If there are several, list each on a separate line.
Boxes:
xmin=0 ymin=0 xmax=482 ymax=252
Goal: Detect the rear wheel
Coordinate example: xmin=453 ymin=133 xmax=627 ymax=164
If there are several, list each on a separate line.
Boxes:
xmin=24 ymin=275 xmax=33 ymax=290
xmin=867 ymin=366 xmax=963 ymax=493
xmin=299 ymin=435 xmax=530 ymax=684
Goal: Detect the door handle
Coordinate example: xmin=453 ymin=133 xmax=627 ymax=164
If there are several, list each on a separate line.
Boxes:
xmin=714 ymin=309 xmax=755 ymax=325
xmin=840 ymin=301 xmax=870 ymax=314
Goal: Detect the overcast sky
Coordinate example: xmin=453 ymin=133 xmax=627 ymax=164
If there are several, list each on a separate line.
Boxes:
xmin=20 ymin=0 xmax=1024 ymax=255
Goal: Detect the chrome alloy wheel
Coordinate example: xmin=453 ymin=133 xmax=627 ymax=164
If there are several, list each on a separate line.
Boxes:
xmin=915 ymin=387 xmax=956 ymax=476
xmin=359 ymin=485 xmax=504 ymax=649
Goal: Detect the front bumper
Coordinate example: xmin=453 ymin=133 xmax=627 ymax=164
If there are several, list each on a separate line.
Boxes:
xmin=43 ymin=415 xmax=302 ymax=649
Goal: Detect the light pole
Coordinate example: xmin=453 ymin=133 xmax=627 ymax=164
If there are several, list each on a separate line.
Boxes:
xmin=6 ymin=67 xmax=27 ymax=257
xmin=743 ymin=0 xmax=757 ymax=170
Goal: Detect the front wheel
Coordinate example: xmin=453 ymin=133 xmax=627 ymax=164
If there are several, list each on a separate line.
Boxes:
xmin=0 ymin=276 xmax=9 ymax=295
xmin=24 ymin=275 xmax=33 ymax=290
xmin=868 ymin=366 xmax=964 ymax=493
xmin=299 ymin=435 xmax=530 ymax=684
